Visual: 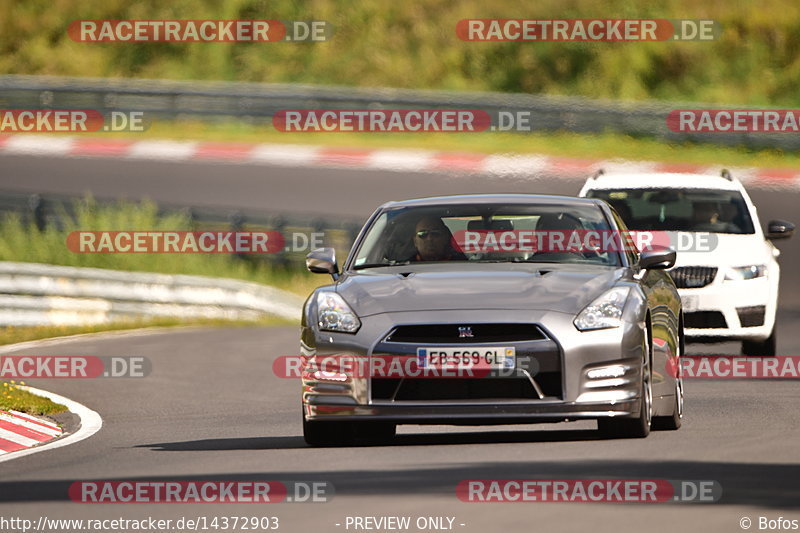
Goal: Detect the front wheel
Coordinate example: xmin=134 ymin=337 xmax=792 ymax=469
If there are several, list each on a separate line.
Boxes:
xmin=598 ymin=328 xmax=652 ymax=439
xmin=653 ymin=330 xmax=684 ymax=431
xmin=354 ymin=422 xmax=396 ymax=444
xmin=652 ymin=372 xmax=683 ymax=430
xmin=598 ymin=375 xmax=652 ymax=438
xmin=303 ymin=416 xmax=354 ymax=447
xmin=742 ymin=327 xmax=776 ymax=356
xmin=303 ymin=415 xmax=395 ymax=446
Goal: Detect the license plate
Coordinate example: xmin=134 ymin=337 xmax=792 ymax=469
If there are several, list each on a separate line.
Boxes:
xmin=417 ymin=347 xmax=515 ymax=370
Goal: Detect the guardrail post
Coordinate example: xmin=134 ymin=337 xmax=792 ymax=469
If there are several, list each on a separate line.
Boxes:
xmin=183 ymin=207 xmax=197 ymax=231
xmin=272 ymin=215 xmax=288 ymax=268
xmin=28 ymin=194 xmax=46 ymax=231
xmin=229 ymin=211 xmax=246 ymax=261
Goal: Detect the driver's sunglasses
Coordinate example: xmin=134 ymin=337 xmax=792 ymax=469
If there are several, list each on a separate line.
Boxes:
xmin=415 ymin=230 xmax=446 ymax=239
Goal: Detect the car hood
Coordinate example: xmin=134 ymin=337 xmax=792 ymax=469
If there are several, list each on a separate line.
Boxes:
xmin=336 ymin=266 xmax=624 ymax=317
xmin=667 ymin=232 xmax=774 ymax=267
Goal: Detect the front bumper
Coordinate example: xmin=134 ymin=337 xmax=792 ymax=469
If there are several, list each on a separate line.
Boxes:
xmin=302 ymin=308 xmax=650 ymax=425
xmin=303 ymin=397 xmax=641 ymax=424
xmin=680 ymin=276 xmax=776 ymax=340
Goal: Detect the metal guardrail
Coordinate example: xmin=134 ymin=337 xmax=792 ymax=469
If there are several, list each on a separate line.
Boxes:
xmin=0 ymin=74 xmax=797 ymax=150
xmin=0 ymin=261 xmax=304 ymax=326
xmin=0 ymin=189 xmax=364 ymax=269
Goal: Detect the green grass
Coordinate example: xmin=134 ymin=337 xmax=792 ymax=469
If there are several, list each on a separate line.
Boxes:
xmin=1 ymin=381 xmax=67 ymax=416
xmin=3 ymin=0 xmax=800 ymax=106
xmin=0 ymin=196 xmax=327 ymax=298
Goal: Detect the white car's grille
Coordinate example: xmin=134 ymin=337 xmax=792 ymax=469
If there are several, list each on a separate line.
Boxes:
xmin=669 ymin=266 xmax=718 ymax=288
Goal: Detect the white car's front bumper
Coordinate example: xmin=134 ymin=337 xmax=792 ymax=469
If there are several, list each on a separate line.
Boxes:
xmin=680 ymin=276 xmax=775 ymax=341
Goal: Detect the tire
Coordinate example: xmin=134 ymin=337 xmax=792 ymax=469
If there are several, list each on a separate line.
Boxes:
xmin=302 ymin=415 xmax=354 ymax=447
xmin=354 ymin=422 xmax=396 ymax=444
xmin=742 ymin=327 xmax=776 ymax=356
xmin=652 ymin=372 xmax=683 ymax=431
xmin=653 ymin=328 xmax=684 ymax=431
xmin=303 ymin=415 xmax=395 ymax=447
xmin=598 ymin=327 xmax=652 ymax=439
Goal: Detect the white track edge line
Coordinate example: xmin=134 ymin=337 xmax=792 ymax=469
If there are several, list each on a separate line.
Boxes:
xmin=0 ymin=385 xmax=102 ymax=464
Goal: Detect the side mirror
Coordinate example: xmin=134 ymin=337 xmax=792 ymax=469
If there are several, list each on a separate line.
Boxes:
xmin=766 ymin=219 xmax=795 ymax=240
xmin=306 ymin=248 xmax=339 ymax=280
xmin=639 ymin=247 xmax=676 ymax=270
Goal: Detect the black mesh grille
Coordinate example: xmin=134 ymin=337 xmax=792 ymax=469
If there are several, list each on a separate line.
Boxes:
xmin=685 ymin=311 xmax=727 ymax=329
xmin=737 ymin=306 xmax=766 ymax=327
xmin=669 ymin=266 xmax=718 ymax=288
xmin=385 ymin=324 xmax=546 ymax=344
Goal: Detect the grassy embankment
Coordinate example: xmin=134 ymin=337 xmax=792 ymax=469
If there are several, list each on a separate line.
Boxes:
xmin=4 ymin=1 xmax=800 ymax=107
xmin=0 ymin=199 xmax=324 ymax=413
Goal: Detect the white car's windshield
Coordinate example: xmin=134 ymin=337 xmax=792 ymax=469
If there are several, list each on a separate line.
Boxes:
xmin=587 ymin=188 xmax=755 ymax=234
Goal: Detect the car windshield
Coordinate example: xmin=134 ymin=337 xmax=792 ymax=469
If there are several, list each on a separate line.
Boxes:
xmin=586 ymin=188 xmax=755 ymax=234
xmin=351 ymin=202 xmax=622 ymax=268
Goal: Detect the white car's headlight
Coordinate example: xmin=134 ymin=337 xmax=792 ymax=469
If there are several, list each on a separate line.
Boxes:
xmin=574 ymin=287 xmax=631 ymax=331
xmin=316 ymin=292 xmax=361 ymax=333
xmin=724 ymin=265 xmax=766 ymax=281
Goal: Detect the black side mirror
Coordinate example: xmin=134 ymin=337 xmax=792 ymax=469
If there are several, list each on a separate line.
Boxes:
xmin=639 ymin=247 xmax=676 ymax=270
xmin=306 ymin=248 xmax=339 ymax=280
xmin=766 ymin=220 xmax=795 ymax=240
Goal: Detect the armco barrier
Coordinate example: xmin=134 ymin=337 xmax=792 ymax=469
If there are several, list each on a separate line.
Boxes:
xmin=0 ymin=74 xmax=797 ymax=150
xmin=0 ymin=261 xmax=304 ymax=326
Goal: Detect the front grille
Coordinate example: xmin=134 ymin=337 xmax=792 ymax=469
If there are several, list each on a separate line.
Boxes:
xmin=737 ymin=306 xmax=766 ymax=327
xmin=385 ymin=323 xmax=546 ymax=344
xmin=669 ymin=266 xmax=718 ymax=288
xmin=684 ymin=311 xmax=727 ymax=329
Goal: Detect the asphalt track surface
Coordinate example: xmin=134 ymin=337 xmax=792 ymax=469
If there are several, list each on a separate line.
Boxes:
xmin=1 ymin=152 xmax=798 ymax=308
xmin=1 ymin=153 xmax=799 ymax=533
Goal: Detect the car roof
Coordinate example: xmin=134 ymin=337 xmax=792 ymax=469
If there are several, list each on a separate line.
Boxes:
xmin=380 ymin=194 xmax=605 ymax=209
xmin=583 ymin=172 xmax=743 ymax=192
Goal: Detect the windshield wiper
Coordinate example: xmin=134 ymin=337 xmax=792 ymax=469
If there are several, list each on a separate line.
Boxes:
xmin=352 ymin=261 xmax=411 ymax=270
xmin=473 ymin=258 xmax=560 ymax=264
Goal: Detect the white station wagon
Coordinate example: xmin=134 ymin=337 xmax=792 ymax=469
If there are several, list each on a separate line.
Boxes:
xmin=580 ymin=170 xmax=794 ymax=355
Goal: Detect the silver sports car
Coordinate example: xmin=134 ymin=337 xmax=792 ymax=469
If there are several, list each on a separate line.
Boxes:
xmin=300 ymin=194 xmax=684 ymax=445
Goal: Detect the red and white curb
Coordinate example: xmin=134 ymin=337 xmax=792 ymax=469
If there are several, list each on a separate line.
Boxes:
xmin=0 ymin=409 xmax=62 ymax=454
xmin=0 ymin=386 xmax=102 ymax=464
xmin=1 ymin=134 xmax=799 ymax=189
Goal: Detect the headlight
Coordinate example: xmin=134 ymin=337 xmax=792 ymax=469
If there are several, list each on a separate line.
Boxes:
xmin=574 ymin=287 xmax=631 ymax=331
xmin=724 ymin=265 xmax=766 ymax=281
xmin=316 ymin=292 xmax=361 ymax=333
